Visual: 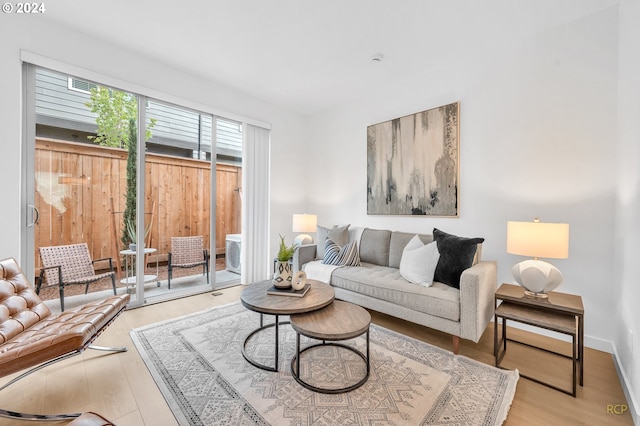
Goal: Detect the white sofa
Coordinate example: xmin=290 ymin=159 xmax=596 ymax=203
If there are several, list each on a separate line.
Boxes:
xmin=292 ymin=226 xmax=497 ymax=354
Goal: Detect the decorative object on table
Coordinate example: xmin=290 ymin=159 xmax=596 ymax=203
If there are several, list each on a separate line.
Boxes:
xmin=266 ymin=282 xmax=311 ymax=297
xmin=507 ymin=218 xmax=570 ymax=297
xmin=131 ymin=302 xmax=518 ymax=426
xmin=273 ymin=234 xmax=296 ymax=288
xmin=292 ymin=213 xmax=317 ymax=245
xmin=291 ymin=270 xmax=307 ymax=290
xmin=367 ymin=102 xmax=459 ymax=216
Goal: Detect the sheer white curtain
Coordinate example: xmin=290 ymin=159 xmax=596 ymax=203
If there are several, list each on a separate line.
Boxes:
xmin=241 ymin=124 xmax=271 ymax=284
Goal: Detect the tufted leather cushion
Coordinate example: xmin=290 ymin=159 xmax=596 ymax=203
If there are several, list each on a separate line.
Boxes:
xmin=0 ymin=258 xmax=51 ymax=344
xmin=0 ymin=258 xmax=129 ymax=378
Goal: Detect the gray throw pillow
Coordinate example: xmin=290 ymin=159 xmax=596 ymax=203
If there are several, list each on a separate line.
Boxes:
xmin=433 ymin=228 xmax=485 ymax=289
xmin=316 ymin=224 xmax=350 ymax=259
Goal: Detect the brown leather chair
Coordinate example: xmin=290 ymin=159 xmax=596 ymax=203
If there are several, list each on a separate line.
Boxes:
xmin=0 ymin=257 xmax=130 ymax=422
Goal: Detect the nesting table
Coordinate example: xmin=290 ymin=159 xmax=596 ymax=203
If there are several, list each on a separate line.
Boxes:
xmin=494 ymin=283 xmax=584 ymax=396
xmin=240 ymin=279 xmax=335 ymax=372
xmin=290 ymin=300 xmax=371 ymax=394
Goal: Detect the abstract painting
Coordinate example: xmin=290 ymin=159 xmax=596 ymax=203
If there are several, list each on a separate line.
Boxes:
xmin=367 ymin=102 xmax=459 ymax=216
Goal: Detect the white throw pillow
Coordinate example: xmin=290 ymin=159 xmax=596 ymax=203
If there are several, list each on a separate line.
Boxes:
xmin=399 ymin=235 xmax=440 ymax=287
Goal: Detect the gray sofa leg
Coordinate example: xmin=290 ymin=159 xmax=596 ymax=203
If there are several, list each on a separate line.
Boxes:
xmin=452 ymin=336 xmax=460 ymax=355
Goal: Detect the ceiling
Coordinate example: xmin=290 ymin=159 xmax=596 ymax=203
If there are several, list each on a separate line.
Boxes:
xmin=45 ymin=0 xmax=618 ymax=115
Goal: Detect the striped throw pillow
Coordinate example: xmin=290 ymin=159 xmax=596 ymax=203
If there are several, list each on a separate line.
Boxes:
xmin=321 ymin=238 xmax=361 ymax=266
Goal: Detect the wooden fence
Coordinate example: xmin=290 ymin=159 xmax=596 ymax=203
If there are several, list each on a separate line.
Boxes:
xmin=34 ymin=138 xmax=241 ymax=272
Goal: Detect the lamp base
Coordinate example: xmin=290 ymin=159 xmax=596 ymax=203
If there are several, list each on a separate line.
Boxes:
xmin=512 ymin=259 xmax=564 ymax=296
xmin=523 ymin=290 xmax=550 ymax=299
xmin=294 ymin=234 xmax=313 ymax=246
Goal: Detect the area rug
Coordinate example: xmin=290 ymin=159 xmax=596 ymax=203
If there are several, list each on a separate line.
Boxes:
xmin=131 ymin=302 xmax=518 ymax=425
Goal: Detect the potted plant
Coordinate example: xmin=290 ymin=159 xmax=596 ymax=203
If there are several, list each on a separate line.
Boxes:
xmin=125 ymin=219 xmax=152 ymax=251
xmin=273 ymin=234 xmax=296 ymax=288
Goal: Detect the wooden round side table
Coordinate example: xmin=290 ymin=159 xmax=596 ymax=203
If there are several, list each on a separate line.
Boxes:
xmin=289 ymin=300 xmax=371 ymax=393
xmin=240 ymin=279 xmax=334 ymax=372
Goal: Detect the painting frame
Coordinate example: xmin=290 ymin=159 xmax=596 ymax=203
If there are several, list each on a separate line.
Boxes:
xmin=367 ymin=101 xmax=460 ymax=217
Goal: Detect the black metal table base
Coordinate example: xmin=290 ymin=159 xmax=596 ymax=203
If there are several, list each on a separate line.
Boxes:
xmin=290 ymin=329 xmax=370 ymax=394
xmin=242 ymin=313 xmax=291 ymax=372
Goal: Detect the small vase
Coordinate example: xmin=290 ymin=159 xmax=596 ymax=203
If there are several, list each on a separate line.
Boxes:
xmin=273 ymin=260 xmax=293 ymax=288
xmin=129 ymin=243 xmax=136 ymax=251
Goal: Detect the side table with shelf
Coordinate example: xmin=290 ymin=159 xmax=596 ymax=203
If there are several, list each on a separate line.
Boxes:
xmin=494 ymin=283 xmax=584 ymax=397
xmin=119 ymin=248 xmax=160 ymax=292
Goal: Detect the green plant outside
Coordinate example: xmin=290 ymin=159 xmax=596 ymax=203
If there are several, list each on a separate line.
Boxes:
xmin=125 ymin=216 xmax=152 ymax=245
xmin=85 ymin=86 xmax=155 ymax=148
xmin=85 ymin=86 xmax=156 ymax=247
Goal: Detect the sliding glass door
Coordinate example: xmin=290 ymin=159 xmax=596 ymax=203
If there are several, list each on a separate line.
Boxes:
xmin=29 ymin=66 xmax=145 ymax=308
xmin=141 ymin=100 xmax=214 ymax=301
xmin=24 ymin=64 xmax=244 ymax=311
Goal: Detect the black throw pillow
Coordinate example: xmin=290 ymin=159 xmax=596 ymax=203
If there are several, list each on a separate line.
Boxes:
xmin=433 ymin=228 xmax=485 ymax=289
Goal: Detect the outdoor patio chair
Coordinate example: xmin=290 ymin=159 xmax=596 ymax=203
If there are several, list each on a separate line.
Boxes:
xmin=168 ymin=236 xmax=210 ymax=288
xmin=37 ymin=243 xmax=117 ymax=312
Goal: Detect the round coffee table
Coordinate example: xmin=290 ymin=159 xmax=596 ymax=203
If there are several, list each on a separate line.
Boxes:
xmin=289 ymin=300 xmax=371 ymax=393
xmin=240 ymin=279 xmax=334 ymax=372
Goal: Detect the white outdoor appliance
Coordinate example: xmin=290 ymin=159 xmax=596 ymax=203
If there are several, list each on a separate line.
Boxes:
xmin=225 ymin=234 xmax=242 ymax=274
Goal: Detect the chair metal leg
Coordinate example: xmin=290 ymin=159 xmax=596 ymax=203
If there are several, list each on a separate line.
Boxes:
xmin=36 ymin=270 xmax=45 ymax=294
xmin=0 ymin=332 xmax=128 ymax=421
xmin=0 ymin=351 xmax=83 ymax=421
xmin=59 ymin=285 xmax=65 ymax=312
xmin=167 ymin=253 xmax=172 ymax=289
xmin=110 ymin=274 xmax=117 ymax=295
xmin=88 ymin=345 xmax=128 ymax=353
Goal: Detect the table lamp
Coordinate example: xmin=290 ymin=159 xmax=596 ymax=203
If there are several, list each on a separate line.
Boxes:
xmin=292 ymin=214 xmax=317 ymax=245
xmin=506 ymin=218 xmax=569 ymax=298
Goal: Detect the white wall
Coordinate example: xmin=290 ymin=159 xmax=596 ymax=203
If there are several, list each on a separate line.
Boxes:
xmin=0 ymin=17 xmax=309 ymax=271
xmin=615 ymin=0 xmax=640 ymax=421
xmin=306 ymin=7 xmax=619 ymax=352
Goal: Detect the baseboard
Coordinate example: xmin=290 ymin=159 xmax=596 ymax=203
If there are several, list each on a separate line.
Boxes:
xmin=612 ymin=344 xmax=639 ymax=424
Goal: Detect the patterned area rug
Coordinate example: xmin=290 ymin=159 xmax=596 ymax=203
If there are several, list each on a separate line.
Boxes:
xmin=131 ymin=302 xmax=518 ymax=425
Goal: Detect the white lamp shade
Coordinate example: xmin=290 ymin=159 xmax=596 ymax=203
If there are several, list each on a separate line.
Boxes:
xmin=292 ymin=214 xmax=317 ymax=233
xmin=292 ymin=214 xmax=317 ymax=246
xmin=507 ymin=221 xmax=569 ymax=259
xmin=507 ymin=219 xmax=569 ymax=296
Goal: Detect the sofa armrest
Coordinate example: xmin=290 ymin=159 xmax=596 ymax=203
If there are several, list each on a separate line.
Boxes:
xmin=458 ymin=260 xmax=497 ymax=342
xmin=292 ymin=244 xmax=317 ymax=272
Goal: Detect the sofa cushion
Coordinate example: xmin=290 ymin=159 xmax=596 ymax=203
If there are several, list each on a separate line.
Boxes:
xmin=316 ymin=224 xmax=350 ymax=259
xmin=359 ymin=228 xmax=392 ymax=266
xmin=321 ymin=239 xmax=360 ymax=266
xmin=433 ymin=228 xmax=485 ymax=289
xmin=389 ymin=231 xmax=434 ymax=268
xmin=331 ymin=263 xmax=460 ymax=321
xmin=399 ymin=236 xmax=439 ymax=287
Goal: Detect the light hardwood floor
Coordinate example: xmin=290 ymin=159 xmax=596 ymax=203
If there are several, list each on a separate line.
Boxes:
xmin=2 ymin=286 xmax=633 ymax=425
